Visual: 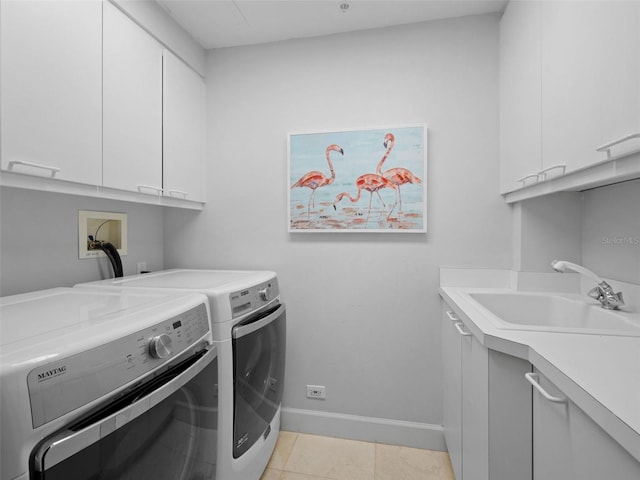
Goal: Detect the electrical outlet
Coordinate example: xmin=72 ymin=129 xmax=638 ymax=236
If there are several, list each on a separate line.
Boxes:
xmin=136 ymin=262 xmax=147 ymax=274
xmin=306 ymin=385 xmax=326 ymax=399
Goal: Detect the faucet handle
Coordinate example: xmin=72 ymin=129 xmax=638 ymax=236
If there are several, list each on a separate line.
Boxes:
xmin=587 ymin=285 xmax=602 ymax=300
xmin=588 ymin=282 xmax=625 ymax=310
xmin=610 ymin=290 xmax=625 ymax=308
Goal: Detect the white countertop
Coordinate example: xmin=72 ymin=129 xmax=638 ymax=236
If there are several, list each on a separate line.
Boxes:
xmin=440 ymin=285 xmax=640 ymax=462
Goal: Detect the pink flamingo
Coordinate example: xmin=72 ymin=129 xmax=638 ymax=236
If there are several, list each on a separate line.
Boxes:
xmin=291 ymin=144 xmax=344 ymax=211
xmin=376 ymin=133 xmax=422 ymax=210
xmin=333 ymin=173 xmax=397 ymax=218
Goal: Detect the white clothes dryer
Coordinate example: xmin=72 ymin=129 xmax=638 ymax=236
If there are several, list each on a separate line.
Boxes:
xmin=76 ymin=269 xmax=286 ymax=480
xmin=0 ymin=287 xmax=217 ymax=480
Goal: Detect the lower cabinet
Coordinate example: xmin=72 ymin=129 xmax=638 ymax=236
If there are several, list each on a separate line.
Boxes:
xmin=530 ymin=369 xmax=640 ymax=480
xmin=443 ymin=300 xmax=640 ymax=480
xmin=460 ymin=320 xmax=489 ymax=479
xmin=442 ymin=303 xmax=532 ymax=480
xmin=442 ymin=306 xmax=463 ymax=477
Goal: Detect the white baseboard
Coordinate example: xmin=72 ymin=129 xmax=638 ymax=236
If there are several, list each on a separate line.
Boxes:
xmin=280 ymin=407 xmax=446 ymax=451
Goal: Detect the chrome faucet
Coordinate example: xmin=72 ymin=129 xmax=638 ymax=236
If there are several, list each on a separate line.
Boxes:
xmin=551 ymin=260 xmax=624 ymax=310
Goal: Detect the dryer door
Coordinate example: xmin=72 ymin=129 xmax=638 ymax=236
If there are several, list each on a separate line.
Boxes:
xmin=232 ymin=302 xmax=286 ymax=458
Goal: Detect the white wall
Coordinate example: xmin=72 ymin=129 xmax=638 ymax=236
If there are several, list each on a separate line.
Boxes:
xmin=582 ymin=179 xmax=640 ymax=285
xmin=513 ymin=192 xmax=582 ymax=272
xmin=164 ymin=14 xmax=512 ymax=442
xmin=0 ymin=188 xmax=164 ymax=296
xmin=512 ymin=179 xmax=640 ymax=288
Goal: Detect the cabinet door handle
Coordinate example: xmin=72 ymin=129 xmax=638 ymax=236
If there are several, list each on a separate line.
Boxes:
xmin=454 ymin=322 xmax=472 ymax=336
xmin=516 ymin=173 xmax=539 ymax=186
xmin=596 ymin=132 xmax=640 ymax=159
xmin=536 ymin=164 xmax=566 ymax=181
xmin=7 ymin=160 xmax=61 ymax=177
xmin=137 ymin=185 xmax=164 ymax=195
xmin=525 ymin=372 xmax=566 ymax=403
xmin=167 ymin=189 xmax=188 ymax=199
xmin=446 ymin=310 xmax=459 ymax=322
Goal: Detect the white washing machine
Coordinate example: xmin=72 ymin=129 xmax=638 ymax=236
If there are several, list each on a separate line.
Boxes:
xmin=75 ymin=269 xmax=286 ymax=480
xmin=0 ymin=287 xmax=218 ymax=480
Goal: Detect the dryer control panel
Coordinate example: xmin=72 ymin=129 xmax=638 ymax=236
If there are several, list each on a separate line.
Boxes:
xmin=230 ymin=278 xmax=280 ymax=318
xmin=27 ymin=303 xmax=210 ymax=428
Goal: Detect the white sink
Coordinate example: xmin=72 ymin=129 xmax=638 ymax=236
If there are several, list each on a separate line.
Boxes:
xmin=468 ymin=291 xmax=640 ymax=336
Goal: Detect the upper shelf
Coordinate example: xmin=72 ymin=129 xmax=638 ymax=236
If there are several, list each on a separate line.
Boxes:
xmin=502 ymin=149 xmax=640 ymax=204
xmin=0 ymin=170 xmax=205 ymax=210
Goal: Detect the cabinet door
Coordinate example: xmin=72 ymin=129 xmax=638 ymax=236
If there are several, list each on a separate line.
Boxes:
xmin=532 ymin=369 xmax=640 ymax=480
xmin=499 ymin=0 xmax=542 ymax=193
xmin=162 ymin=50 xmax=206 ymax=203
xmin=488 ymin=351 xmax=532 ymax=480
xmin=531 ymin=370 xmax=572 ymax=479
xmin=541 ymin=1 xmax=640 ymax=172
xmin=103 ymin=1 xmax=162 ymax=193
xmin=461 ymin=331 xmax=489 ymax=480
xmin=442 ymin=309 xmax=463 ymax=480
xmin=1 ymin=0 xmax=102 ymax=184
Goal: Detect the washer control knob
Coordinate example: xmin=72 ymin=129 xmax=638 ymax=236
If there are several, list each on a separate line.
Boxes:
xmin=258 ymin=287 xmax=270 ymax=301
xmin=148 ymin=334 xmax=173 ymax=359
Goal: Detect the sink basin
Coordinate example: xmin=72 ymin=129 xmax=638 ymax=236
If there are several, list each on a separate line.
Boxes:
xmin=468 ymin=291 xmax=640 ymax=336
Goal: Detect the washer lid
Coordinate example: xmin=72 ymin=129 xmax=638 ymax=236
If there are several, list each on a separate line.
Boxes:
xmin=0 ymin=287 xmax=208 ymax=356
xmin=75 ymin=269 xmax=279 ymax=323
xmin=76 ymin=269 xmax=276 ymax=294
xmin=106 ymin=269 xmax=262 ymax=289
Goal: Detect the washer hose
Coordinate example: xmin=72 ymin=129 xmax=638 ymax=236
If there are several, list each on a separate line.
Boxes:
xmin=90 ymin=240 xmax=123 ymax=278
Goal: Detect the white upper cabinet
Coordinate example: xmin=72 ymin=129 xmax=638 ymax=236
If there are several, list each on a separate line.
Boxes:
xmin=541 ymin=0 xmax=640 ymax=173
xmin=499 ymin=0 xmax=640 ymax=197
xmin=162 ymin=50 xmax=206 ymax=203
xmin=499 ymin=0 xmax=542 ymax=193
xmin=0 ymin=0 xmax=102 ymax=185
xmin=103 ymin=1 xmax=163 ymax=194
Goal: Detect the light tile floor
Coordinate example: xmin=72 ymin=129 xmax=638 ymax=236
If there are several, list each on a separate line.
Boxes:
xmin=261 ymin=431 xmax=455 ymax=480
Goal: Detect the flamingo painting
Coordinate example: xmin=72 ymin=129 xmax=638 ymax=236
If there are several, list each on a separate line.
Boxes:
xmin=333 ymin=173 xmax=397 ymax=218
xmin=288 ymin=125 xmax=425 ymax=232
xmin=376 ymin=132 xmax=422 ymax=210
xmin=291 ymin=144 xmax=344 ymax=212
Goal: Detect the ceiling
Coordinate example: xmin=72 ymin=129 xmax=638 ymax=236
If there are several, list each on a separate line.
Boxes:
xmin=156 ymin=0 xmax=508 ymax=49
